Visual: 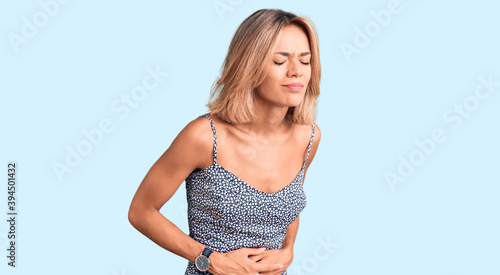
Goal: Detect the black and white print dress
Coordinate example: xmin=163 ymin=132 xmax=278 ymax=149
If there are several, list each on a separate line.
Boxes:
xmin=184 ymin=114 xmax=315 ymax=275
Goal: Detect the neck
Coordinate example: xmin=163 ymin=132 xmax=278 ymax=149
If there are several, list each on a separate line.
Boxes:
xmin=234 ymin=94 xmax=292 ymax=139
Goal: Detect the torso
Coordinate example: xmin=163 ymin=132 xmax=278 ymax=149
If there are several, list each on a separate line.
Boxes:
xmin=196 ymin=112 xmax=312 ymax=194
xmin=184 ymin=112 xmax=313 ymax=274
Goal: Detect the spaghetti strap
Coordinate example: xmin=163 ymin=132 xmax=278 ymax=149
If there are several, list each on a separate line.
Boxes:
xmin=185 ymin=117 xmax=308 ymax=275
xmin=302 ymin=123 xmax=315 ymax=170
xmin=199 ymin=114 xmax=218 ymax=164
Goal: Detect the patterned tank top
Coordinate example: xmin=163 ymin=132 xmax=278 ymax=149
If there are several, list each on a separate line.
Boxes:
xmin=184 ymin=114 xmax=315 ymax=275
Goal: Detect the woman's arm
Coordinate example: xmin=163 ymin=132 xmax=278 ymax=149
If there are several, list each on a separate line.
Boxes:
xmin=128 ymin=117 xmax=213 ymax=263
xmin=128 ymin=116 xmax=284 ymax=274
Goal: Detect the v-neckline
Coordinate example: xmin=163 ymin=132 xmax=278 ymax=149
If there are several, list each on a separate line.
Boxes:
xmin=195 ymin=162 xmax=305 ymax=195
xmin=215 ymin=163 xmax=304 ymax=195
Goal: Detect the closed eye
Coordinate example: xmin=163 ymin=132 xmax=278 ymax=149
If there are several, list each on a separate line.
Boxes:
xmin=274 ymin=61 xmax=310 ymax=66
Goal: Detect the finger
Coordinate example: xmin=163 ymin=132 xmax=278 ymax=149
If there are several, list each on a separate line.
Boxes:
xmin=248 ymin=254 xmax=264 ymax=262
xmin=245 ymin=247 xmax=267 ymax=256
xmin=255 ymin=263 xmax=284 ymax=272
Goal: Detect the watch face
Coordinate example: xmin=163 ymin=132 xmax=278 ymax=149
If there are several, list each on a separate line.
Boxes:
xmin=195 ymin=255 xmax=210 ymax=272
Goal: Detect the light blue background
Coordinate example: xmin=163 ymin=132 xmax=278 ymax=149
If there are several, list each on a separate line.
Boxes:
xmin=1 ymin=0 xmax=499 ymax=274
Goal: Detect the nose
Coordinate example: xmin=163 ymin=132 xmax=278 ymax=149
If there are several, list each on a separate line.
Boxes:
xmin=286 ymin=59 xmax=302 ymax=78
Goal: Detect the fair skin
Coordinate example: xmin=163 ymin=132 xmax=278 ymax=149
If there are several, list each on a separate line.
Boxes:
xmin=128 ymin=25 xmax=321 ymax=275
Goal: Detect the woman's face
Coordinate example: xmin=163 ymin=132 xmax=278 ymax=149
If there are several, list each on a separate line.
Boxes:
xmin=254 ymin=25 xmax=312 ymax=108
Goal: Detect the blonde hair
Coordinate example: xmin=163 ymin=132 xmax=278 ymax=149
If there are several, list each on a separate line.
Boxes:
xmin=206 ymin=8 xmax=321 ymax=125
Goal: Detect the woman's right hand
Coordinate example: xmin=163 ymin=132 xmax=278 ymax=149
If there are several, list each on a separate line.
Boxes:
xmin=208 ymin=247 xmax=284 ymax=275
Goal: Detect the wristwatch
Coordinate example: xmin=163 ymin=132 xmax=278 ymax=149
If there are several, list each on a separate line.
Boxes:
xmin=195 ymin=247 xmax=213 ymax=273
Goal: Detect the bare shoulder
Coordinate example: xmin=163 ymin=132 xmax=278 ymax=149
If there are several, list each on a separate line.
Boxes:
xmin=181 ymin=113 xmax=214 ymax=142
xmin=312 ymin=122 xmax=321 ymax=149
xmin=304 ymin=122 xmax=321 ymax=172
xmin=128 ymin=114 xmax=216 ymax=213
xmin=172 ymin=113 xmax=215 ymax=170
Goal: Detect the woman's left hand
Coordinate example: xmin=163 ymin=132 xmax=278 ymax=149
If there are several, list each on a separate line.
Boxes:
xmin=248 ymin=247 xmax=293 ymax=274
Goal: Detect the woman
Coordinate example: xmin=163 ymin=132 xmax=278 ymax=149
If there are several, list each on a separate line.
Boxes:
xmin=128 ymin=8 xmax=322 ymax=275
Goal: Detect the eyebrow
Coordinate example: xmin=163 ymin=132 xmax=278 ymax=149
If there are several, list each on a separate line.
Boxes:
xmin=274 ymin=51 xmax=311 ymax=57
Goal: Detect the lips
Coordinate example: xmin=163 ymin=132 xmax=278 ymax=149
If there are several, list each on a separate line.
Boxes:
xmin=283 ymin=84 xmax=303 ymax=91
xmin=283 ymin=83 xmax=303 ymax=88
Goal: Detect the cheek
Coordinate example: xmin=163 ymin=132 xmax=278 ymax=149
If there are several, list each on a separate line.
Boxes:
xmin=305 ymin=68 xmax=312 ymax=83
xmin=265 ymin=69 xmax=285 ymax=86
xmin=305 ymin=66 xmax=312 ymax=78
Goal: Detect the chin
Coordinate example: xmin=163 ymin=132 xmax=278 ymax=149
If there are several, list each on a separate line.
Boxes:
xmin=285 ymin=100 xmax=303 ymax=107
xmin=288 ymin=95 xmax=306 ymax=106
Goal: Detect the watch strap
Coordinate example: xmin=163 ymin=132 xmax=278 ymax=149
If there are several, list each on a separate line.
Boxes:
xmin=201 ymin=247 xmax=213 ymax=258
